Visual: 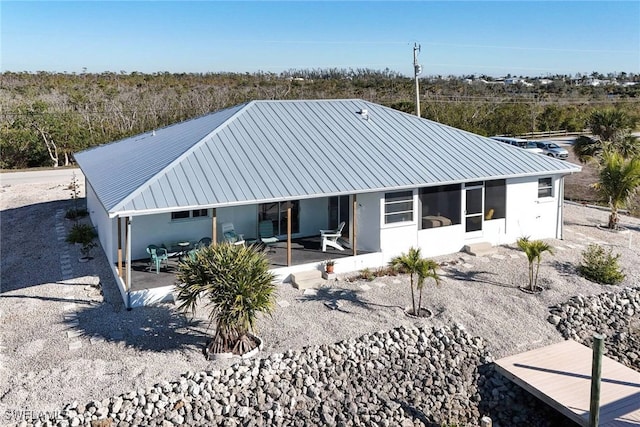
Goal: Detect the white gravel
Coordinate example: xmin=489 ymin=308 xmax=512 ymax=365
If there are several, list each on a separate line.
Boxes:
xmin=1 ymin=176 xmax=639 ymax=415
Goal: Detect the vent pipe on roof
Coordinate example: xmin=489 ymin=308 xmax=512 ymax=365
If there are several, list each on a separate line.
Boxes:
xmin=359 ymin=109 xmax=369 ymax=120
xmin=152 ymin=130 xmax=156 ymax=136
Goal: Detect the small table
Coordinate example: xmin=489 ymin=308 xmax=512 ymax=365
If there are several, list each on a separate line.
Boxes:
xmin=178 ymin=241 xmax=191 ymax=259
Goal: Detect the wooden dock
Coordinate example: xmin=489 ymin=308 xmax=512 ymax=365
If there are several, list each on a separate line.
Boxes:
xmin=495 ymin=340 xmax=640 ymax=426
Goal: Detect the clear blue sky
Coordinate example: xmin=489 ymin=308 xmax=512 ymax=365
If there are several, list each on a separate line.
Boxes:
xmin=2 ymin=1 xmax=639 ymax=77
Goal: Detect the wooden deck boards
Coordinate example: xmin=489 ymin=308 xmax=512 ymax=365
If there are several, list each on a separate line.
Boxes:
xmin=495 ymin=340 xmax=640 ymax=426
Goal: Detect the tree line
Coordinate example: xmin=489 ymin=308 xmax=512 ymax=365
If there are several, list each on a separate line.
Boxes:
xmin=1 ymin=70 xmax=638 ymax=169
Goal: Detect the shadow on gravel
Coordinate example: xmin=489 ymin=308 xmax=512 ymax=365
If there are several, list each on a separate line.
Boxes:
xmin=0 ymin=199 xmax=74 ymax=293
xmin=66 ymin=297 xmax=209 ymax=353
xmin=550 ymin=260 xmax=577 ymax=276
xmin=445 ymin=269 xmax=514 ymax=289
xmin=297 ymin=286 xmax=372 ymax=313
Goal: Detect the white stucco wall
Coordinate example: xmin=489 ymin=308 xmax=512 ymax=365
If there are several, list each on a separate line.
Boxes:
xmin=86 ymin=180 xmax=115 ymax=264
xmin=355 ymin=192 xmax=382 ymax=252
xmin=215 ymin=205 xmax=258 ymax=241
xmin=129 ymin=212 xmax=214 ymax=260
xmin=504 ymin=175 xmax=562 ymax=242
xmin=379 ymin=191 xmax=419 ymax=261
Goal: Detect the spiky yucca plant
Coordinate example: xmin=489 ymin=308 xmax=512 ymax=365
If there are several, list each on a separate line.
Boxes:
xmin=175 ymin=243 xmax=277 ymax=356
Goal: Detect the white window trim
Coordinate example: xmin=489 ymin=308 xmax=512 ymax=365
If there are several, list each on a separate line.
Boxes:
xmin=537 ymin=177 xmax=553 ymax=199
xmin=382 ymin=190 xmax=416 ymax=227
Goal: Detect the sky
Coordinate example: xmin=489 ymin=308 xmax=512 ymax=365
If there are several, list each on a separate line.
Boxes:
xmin=1 ymin=1 xmax=639 ymax=77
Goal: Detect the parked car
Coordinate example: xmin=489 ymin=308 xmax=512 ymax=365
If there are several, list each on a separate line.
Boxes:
xmin=532 ymin=141 xmax=569 ymax=159
xmin=489 ymin=136 xmax=544 ymax=154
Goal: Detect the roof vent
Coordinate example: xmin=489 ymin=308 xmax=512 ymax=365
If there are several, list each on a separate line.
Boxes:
xmin=359 ymin=109 xmax=369 ymax=120
xmin=152 ymin=130 xmax=156 ymax=136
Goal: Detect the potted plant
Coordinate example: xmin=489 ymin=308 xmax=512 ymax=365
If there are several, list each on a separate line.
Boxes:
xmin=66 ymin=223 xmax=98 ymax=262
xmin=324 ymin=259 xmax=335 ymax=274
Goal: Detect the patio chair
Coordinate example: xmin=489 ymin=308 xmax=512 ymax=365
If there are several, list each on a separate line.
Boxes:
xmin=221 ymin=223 xmax=245 ymax=246
xmin=196 ymin=237 xmax=212 ymax=249
xmin=258 ymin=220 xmax=279 ymax=252
xmin=320 ymin=221 xmax=346 ymax=252
xmin=146 ymin=244 xmax=169 ymax=274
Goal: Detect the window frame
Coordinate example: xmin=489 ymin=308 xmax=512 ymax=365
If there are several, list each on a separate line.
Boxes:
xmin=538 ymin=177 xmax=553 ymax=198
xmin=384 ymin=190 xmax=414 ymax=225
xmin=170 ymin=209 xmax=209 ymax=221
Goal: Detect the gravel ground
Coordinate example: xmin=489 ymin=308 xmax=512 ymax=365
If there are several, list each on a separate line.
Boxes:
xmin=1 ymin=176 xmax=639 ymax=417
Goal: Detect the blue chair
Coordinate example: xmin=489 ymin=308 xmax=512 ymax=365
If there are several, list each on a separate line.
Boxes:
xmin=258 ymin=220 xmax=279 ymax=252
xmin=146 ymin=245 xmax=169 ymax=274
xmin=196 ymin=237 xmax=212 ymax=249
xmin=221 ymin=223 xmax=245 ymax=246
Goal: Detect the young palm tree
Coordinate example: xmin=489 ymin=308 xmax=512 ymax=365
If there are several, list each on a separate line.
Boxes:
xmin=517 ymin=237 xmax=554 ymax=292
xmin=592 ymin=151 xmax=640 ymax=230
xmin=390 ymin=247 xmax=440 ymax=316
xmin=415 ymin=259 xmax=441 ymax=313
xmin=175 ymin=243 xmax=277 ymax=357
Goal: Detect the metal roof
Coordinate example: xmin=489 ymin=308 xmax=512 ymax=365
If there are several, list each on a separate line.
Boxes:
xmin=74 ymin=99 xmax=581 ymax=217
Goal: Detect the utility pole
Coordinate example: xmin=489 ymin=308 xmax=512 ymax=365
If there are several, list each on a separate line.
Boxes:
xmin=413 ymin=43 xmax=422 ymax=117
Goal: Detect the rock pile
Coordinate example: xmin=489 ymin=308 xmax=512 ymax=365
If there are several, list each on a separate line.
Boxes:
xmin=548 ymin=287 xmax=640 ymax=371
xmin=23 ymin=323 xmax=574 ymax=427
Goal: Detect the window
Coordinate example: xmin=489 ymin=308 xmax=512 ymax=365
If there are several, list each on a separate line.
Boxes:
xmin=484 ymin=180 xmax=506 ymax=220
xmin=171 ymin=209 xmax=208 ymax=221
xmin=384 ymin=190 xmax=414 ymax=224
xmin=419 ymin=184 xmax=461 ymax=229
xmin=259 ymin=201 xmax=299 ymax=235
xmin=538 ymin=178 xmax=553 ymax=198
xmin=192 ymin=209 xmax=208 ymax=218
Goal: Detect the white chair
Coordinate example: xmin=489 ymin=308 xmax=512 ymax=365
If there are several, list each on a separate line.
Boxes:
xmin=320 ymin=221 xmax=346 ymax=252
xmin=221 ymin=223 xmax=245 ymax=246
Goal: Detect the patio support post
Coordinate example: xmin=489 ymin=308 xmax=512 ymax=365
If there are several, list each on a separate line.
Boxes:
xmin=117 ymin=217 xmax=123 ymax=278
xmin=125 ymin=216 xmax=132 ymax=309
xmin=589 ymin=334 xmax=604 ymax=427
xmin=287 ymin=204 xmax=292 ymax=266
xmin=212 ymin=208 xmax=217 ymax=244
xmin=352 ymin=194 xmax=357 ymax=256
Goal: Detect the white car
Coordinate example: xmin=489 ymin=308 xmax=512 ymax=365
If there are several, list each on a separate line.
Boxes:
xmin=489 ymin=136 xmax=544 ymax=154
xmin=533 ymin=141 xmax=569 ymax=159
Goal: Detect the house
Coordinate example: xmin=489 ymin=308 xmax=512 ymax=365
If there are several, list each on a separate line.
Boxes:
xmin=75 ymin=99 xmax=581 ymax=307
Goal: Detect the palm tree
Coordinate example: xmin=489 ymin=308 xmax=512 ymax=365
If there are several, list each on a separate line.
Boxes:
xmin=175 ymin=243 xmax=277 ymax=357
xmin=415 ymin=259 xmax=441 ymax=313
xmin=517 ymin=237 xmax=554 ymax=291
xmin=390 ymin=247 xmax=440 ymax=316
xmin=592 ymin=151 xmax=640 ymax=230
xmin=573 ymin=135 xmax=603 ymax=164
xmin=616 ymin=134 xmax=640 ymax=159
xmin=574 ymin=109 xmax=638 ymax=163
xmin=588 ymin=109 xmax=634 ymax=143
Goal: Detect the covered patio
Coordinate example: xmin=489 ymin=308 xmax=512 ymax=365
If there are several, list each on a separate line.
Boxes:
xmin=128 ymin=237 xmax=360 ymax=292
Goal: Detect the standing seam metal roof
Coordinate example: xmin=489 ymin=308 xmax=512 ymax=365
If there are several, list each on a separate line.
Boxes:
xmin=74 ymin=99 xmax=581 ymax=217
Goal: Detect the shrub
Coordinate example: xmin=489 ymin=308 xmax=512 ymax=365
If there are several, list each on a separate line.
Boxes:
xmin=66 ymin=223 xmax=98 ymax=258
xmin=65 ymin=208 xmax=88 ymax=220
xmin=359 ymin=268 xmax=376 ymax=281
xmin=578 ymin=244 xmax=625 ymax=285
